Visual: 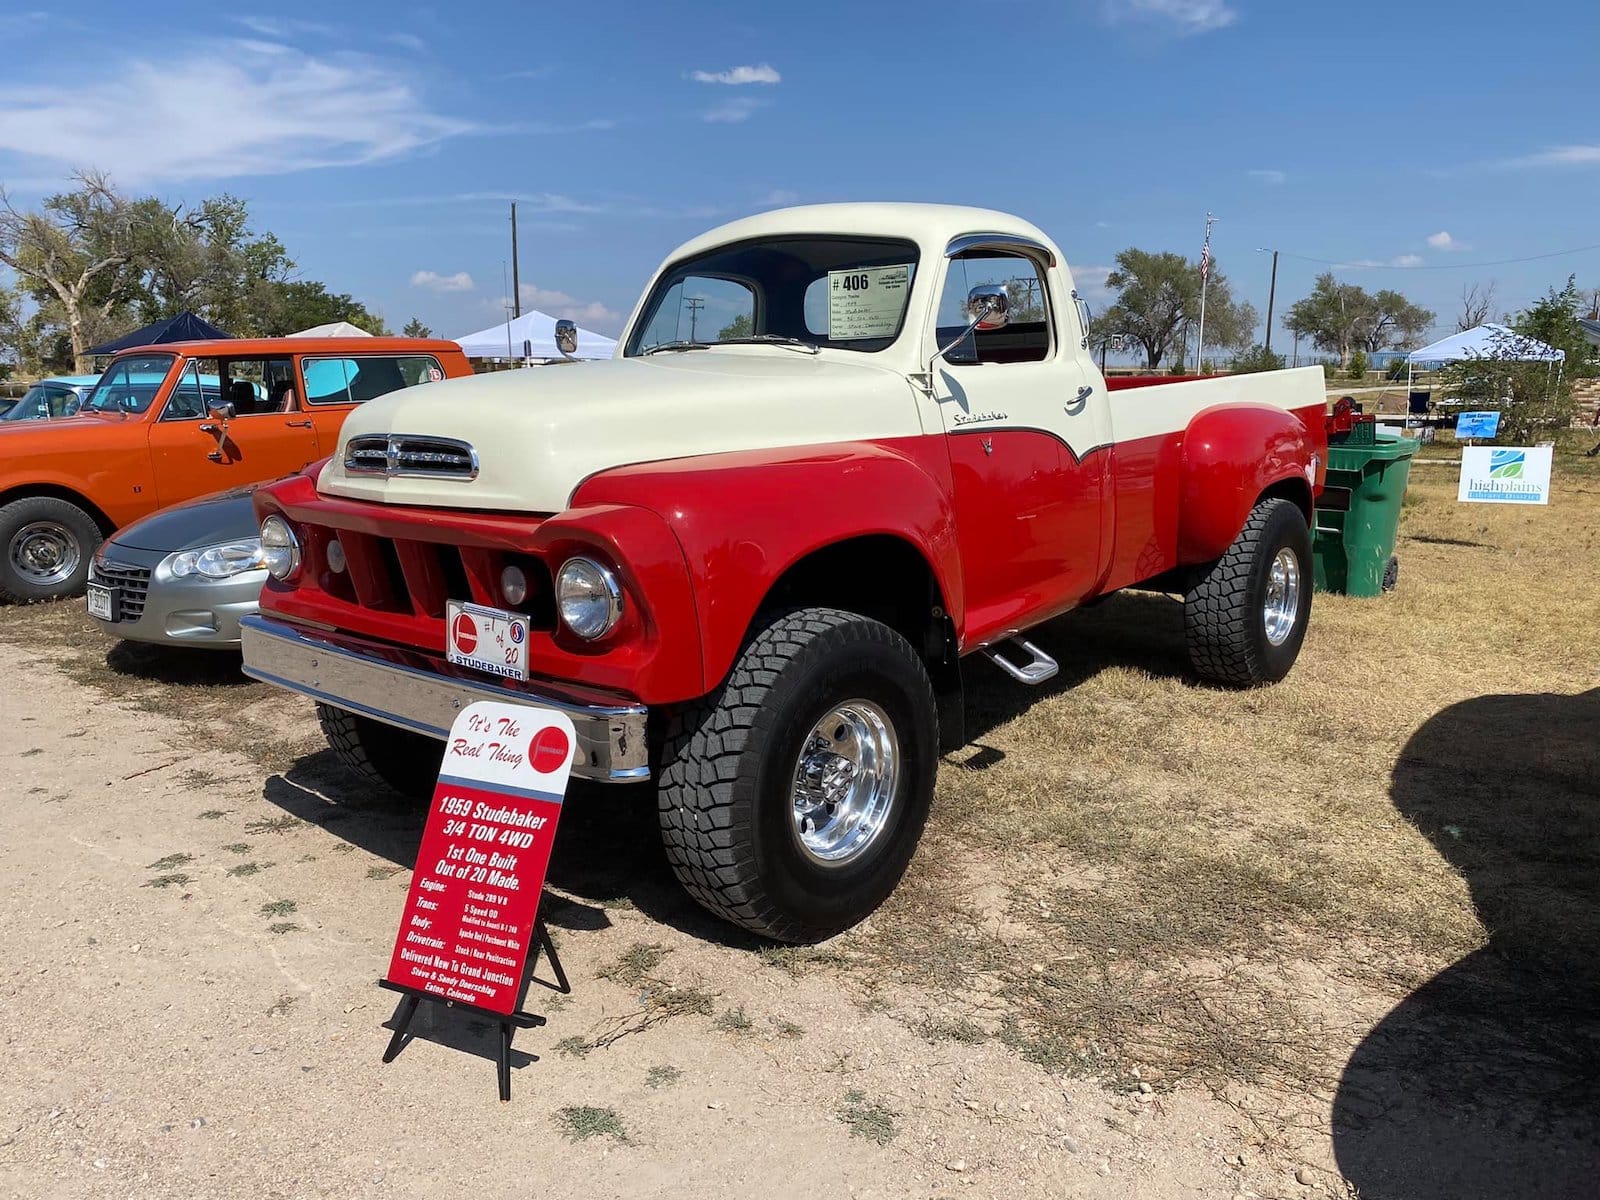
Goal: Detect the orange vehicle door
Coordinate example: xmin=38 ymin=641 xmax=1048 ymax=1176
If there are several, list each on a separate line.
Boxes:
xmin=147 ymin=356 xmax=323 ymax=508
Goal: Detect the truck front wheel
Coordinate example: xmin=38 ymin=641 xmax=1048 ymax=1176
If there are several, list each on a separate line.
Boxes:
xmin=1183 ymin=497 xmax=1312 ymax=687
xmin=317 ymin=703 xmax=444 ymax=801
xmin=658 ymin=607 xmax=939 ymax=943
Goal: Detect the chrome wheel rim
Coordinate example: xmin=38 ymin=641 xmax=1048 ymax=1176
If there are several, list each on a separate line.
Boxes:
xmin=789 ymin=700 xmax=899 ymax=866
xmin=1263 ymin=547 xmax=1301 ymax=647
xmin=10 ymin=521 xmax=80 ymax=586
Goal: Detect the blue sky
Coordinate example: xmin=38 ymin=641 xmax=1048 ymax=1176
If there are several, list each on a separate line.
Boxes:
xmin=1 ymin=0 xmax=1596 ymax=350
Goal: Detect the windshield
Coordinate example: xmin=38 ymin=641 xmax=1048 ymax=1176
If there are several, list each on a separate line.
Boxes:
xmin=82 ymin=354 xmax=176 ymax=414
xmin=625 ymin=236 xmax=919 ymax=356
xmin=1 ymin=384 xmax=66 ymax=421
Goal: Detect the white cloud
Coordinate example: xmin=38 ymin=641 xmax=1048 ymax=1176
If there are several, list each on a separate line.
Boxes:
xmin=231 ymin=15 xmax=338 ymax=38
xmin=1073 ymin=264 xmax=1116 ymax=299
xmin=0 ymin=39 xmax=472 ymax=183
xmin=1504 ymin=144 xmax=1600 ymax=168
xmin=703 ymin=96 xmax=769 ymax=124
xmin=760 ymin=188 xmax=799 ymax=206
xmin=1247 ymin=169 xmax=1286 ymax=185
xmin=411 ymin=270 xmax=475 ymax=292
xmin=1426 ymin=231 xmax=1463 ymax=251
xmin=1391 ymin=254 xmax=1424 ymax=268
xmin=1104 ymin=0 xmax=1238 ymax=35
xmin=690 ymin=64 xmax=781 ymax=85
xmin=1342 ymin=255 xmax=1425 ymax=269
xmin=517 ymin=284 xmax=622 ymax=332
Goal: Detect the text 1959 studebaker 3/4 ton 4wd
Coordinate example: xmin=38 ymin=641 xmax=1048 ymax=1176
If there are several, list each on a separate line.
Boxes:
xmin=241 ymin=204 xmax=1331 ymax=943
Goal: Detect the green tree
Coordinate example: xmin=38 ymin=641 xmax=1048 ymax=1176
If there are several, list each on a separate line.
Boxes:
xmin=717 ymin=312 xmax=752 ymax=340
xmin=1438 ymin=327 xmax=1574 ymax=443
xmin=132 ymin=193 xmax=293 ymax=334
xmin=0 ymin=172 xmax=151 ymax=372
xmin=1285 ymin=273 xmax=1433 ymax=368
xmin=255 ymin=280 xmax=387 ymax=336
xmin=1094 ymin=248 xmax=1257 ymax=369
xmin=1346 ymin=348 xmax=1368 ymax=380
xmin=1513 ymin=274 xmax=1599 ymax=378
xmin=402 ymin=318 xmax=433 ymax=339
xmin=1230 ymin=344 xmax=1285 ymax=374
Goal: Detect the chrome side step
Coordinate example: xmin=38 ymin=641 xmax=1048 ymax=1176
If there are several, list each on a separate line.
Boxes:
xmin=981 ymin=637 xmax=1060 ymax=685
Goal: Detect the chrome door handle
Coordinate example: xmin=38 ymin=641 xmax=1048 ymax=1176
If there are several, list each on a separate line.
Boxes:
xmin=1065 ymin=385 xmax=1092 ymax=414
xmin=286 ymin=420 xmax=313 ymax=428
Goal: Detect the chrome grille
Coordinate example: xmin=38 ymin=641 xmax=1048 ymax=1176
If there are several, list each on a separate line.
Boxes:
xmin=91 ymin=560 xmax=152 ymax=620
xmin=344 ymin=434 xmax=479 ymax=480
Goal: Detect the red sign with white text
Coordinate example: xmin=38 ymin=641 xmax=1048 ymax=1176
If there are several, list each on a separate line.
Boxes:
xmin=384 ymin=701 xmax=577 ymax=1016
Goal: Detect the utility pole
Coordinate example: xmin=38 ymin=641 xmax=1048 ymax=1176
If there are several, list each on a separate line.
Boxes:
xmin=1257 ymin=247 xmax=1279 ymax=354
xmin=510 ymin=203 xmax=521 ymax=318
xmin=684 ymin=296 xmax=705 ymax=343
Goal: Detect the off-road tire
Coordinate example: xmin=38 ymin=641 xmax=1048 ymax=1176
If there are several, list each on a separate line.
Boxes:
xmin=0 ymin=496 xmax=102 ymax=603
xmin=1183 ymin=498 xmax=1312 ymax=687
xmin=317 ymin=703 xmax=444 ymax=801
xmin=658 ymin=607 xmax=938 ymax=943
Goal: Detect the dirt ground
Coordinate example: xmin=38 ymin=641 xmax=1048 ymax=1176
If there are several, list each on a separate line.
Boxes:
xmin=1 ymin=450 xmax=1597 ymax=1199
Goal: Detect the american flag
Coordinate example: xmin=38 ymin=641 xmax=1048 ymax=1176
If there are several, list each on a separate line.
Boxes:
xmin=1199 ymin=233 xmax=1211 ymax=282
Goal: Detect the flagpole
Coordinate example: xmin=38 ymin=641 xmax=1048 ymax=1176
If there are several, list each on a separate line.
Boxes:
xmin=1196 ymin=211 xmax=1215 ymax=374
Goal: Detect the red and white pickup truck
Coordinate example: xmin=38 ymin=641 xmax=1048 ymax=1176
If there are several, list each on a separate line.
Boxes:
xmin=241 ymin=204 xmax=1328 ymax=942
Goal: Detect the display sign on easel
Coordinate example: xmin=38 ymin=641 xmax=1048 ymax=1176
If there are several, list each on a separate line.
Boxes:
xmin=379 ymin=700 xmax=576 ymax=1099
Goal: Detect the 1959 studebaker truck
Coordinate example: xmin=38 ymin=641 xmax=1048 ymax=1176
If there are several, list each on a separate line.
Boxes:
xmin=241 ymin=204 xmax=1331 ymax=942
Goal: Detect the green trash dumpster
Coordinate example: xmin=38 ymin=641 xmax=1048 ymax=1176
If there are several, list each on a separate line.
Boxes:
xmin=1312 ymin=427 xmax=1419 ymax=597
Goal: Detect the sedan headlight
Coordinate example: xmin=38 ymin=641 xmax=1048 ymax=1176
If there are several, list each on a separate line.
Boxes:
xmin=555 ymin=557 xmax=622 ymax=640
xmin=259 ymin=515 xmax=302 ymax=582
xmin=169 ymin=538 xmax=269 ymax=580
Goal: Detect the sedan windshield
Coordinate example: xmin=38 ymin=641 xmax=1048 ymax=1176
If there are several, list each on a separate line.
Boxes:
xmin=1 ymin=384 xmax=70 ymax=421
xmin=626 ymin=236 xmax=919 ymax=356
xmin=81 ymin=354 xmax=176 ymax=414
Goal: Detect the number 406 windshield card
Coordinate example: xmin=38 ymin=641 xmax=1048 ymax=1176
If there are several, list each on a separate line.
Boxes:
xmin=384 ymin=701 xmax=577 ymax=1016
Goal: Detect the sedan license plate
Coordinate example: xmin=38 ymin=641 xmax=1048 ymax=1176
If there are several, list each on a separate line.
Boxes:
xmin=445 ymin=600 xmax=530 ymax=682
xmin=86 ymin=582 xmax=116 ymax=622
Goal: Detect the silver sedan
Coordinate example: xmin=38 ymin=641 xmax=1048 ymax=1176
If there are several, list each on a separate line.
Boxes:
xmin=88 ymin=488 xmax=266 ymax=650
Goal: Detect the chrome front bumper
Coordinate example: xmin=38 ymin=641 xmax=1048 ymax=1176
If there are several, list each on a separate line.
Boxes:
xmin=239 ymin=613 xmax=650 ymax=783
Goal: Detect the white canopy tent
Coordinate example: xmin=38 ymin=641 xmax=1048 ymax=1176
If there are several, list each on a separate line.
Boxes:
xmin=1404 ymin=324 xmax=1565 ymax=425
xmin=286 ymin=321 xmax=374 ymax=338
xmin=453 ymin=310 xmax=617 ymax=361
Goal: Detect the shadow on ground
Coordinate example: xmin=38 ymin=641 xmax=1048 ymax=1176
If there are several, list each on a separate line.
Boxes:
xmin=103 ymin=641 xmax=256 ymax=687
xmin=1333 ymin=689 xmax=1600 ymax=1199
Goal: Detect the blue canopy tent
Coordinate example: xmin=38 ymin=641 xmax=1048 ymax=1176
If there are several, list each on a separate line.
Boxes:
xmin=87 ymin=311 xmax=232 ymax=356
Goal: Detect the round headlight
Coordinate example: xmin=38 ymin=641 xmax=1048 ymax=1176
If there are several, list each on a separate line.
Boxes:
xmin=259 ymin=515 xmax=302 ymax=582
xmin=555 ymin=557 xmax=622 ymax=640
xmin=501 ymin=564 xmax=529 ymax=606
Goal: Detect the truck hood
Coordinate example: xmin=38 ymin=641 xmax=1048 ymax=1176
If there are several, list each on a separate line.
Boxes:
xmin=318 ymin=351 xmax=926 ymax=513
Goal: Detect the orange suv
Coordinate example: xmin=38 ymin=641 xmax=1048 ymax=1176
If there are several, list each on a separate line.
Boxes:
xmin=0 ymin=337 xmax=474 ymax=602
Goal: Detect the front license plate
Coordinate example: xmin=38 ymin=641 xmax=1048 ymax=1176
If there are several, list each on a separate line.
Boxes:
xmin=445 ymin=600 xmax=530 ymax=682
xmin=86 ymin=582 xmax=116 ymax=622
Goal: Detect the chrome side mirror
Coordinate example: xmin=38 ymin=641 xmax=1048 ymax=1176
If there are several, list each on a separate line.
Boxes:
xmin=554 ymin=319 xmax=578 ymax=357
xmin=966 ymin=284 xmax=1010 ymax=331
xmin=933 ymin=284 xmax=1011 ymax=363
xmin=207 ymin=400 xmax=236 ymax=422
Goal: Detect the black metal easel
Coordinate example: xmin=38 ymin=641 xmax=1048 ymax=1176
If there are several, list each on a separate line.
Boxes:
xmin=378 ymin=917 xmax=570 ymax=1101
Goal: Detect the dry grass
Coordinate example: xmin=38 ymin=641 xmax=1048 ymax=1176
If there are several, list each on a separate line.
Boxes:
xmin=856 ymin=437 xmax=1600 ymax=1097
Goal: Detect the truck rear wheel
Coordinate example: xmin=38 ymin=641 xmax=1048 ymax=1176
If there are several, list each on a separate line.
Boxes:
xmin=658 ymin=607 xmax=938 ymax=943
xmin=1183 ymin=497 xmax=1312 ymax=687
xmin=0 ymin=496 xmax=101 ymax=603
xmin=317 ymin=703 xmax=444 ymax=801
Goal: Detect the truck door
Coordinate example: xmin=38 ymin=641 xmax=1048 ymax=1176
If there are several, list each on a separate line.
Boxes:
xmin=147 ymin=355 xmax=322 ymax=509
xmin=930 ymin=246 xmax=1109 ymax=645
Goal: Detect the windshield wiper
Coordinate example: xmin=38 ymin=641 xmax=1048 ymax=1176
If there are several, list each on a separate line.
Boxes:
xmin=716 ymin=334 xmax=820 ymax=355
xmin=640 ymin=340 xmax=713 ymax=355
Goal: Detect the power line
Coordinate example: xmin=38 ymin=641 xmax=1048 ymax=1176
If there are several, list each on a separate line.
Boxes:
xmin=1279 ymin=242 xmax=1600 ymax=272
